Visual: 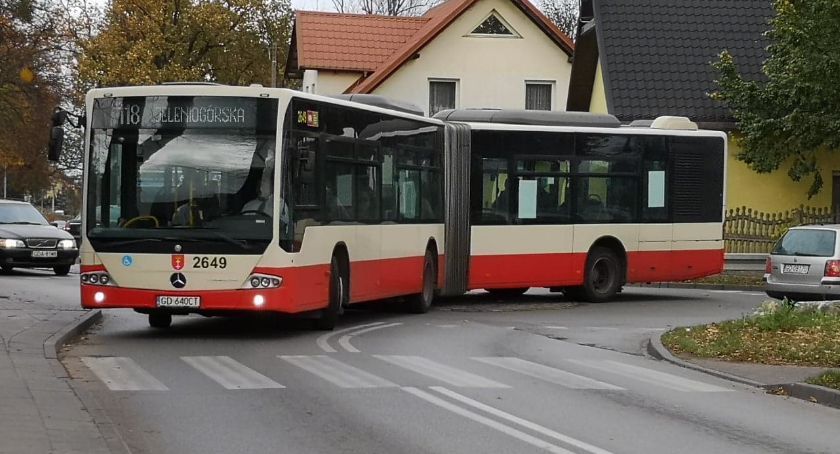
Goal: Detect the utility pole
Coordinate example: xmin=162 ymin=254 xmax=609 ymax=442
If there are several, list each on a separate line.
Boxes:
xmin=3 ymin=165 xmax=6 ymax=199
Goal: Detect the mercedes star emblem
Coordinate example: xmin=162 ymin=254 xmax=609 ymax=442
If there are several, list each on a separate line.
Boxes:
xmin=174 ymin=244 xmax=183 ymax=252
xmin=170 ymin=273 xmax=187 ymax=289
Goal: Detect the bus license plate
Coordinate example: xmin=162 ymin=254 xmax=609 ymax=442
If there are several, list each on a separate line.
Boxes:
xmin=782 ymin=264 xmax=809 ymax=274
xmin=31 ymin=250 xmax=58 ymax=258
xmin=156 ymin=296 xmax=201 ymax=308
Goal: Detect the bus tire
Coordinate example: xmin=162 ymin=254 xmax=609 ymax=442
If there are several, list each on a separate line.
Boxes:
xmin=53 ymin=265 xmax=71 ymax=276
xmin=314 ymin=256 xmax=345 ymax=330
xmin=149 ymin=312 xmax=172 ymax=329
xmin=406 ymin=249 xmax=436 ymax=314
xmin=582 ymin=247 xmax=622 ymax=303
xmin=485 ymin=288 xmax=529 ymax=297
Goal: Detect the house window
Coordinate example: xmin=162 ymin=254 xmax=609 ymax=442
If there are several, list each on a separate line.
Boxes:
xmin=469 ymin=10 xmax=520 ymax=37
xmin=429 ymin=80 xmax=457 ymax=116
xmin=525 ymin=82 xmax=553 ymax=111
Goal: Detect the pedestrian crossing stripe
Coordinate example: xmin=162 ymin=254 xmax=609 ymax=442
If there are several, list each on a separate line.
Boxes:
xmin=81 ymin=355 xmax=733 ymax=394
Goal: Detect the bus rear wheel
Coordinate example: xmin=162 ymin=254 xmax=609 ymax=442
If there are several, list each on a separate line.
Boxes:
xmin=149 ymin=312 xmax=172 ymax=329
xmin=582 ymin=247 xmax=622 ymax=303
xmin=314 ymin=256 xmax=345 ymax=330
xmin=406 ymin=250 xmax=436 ymax=314
xmin=485 ymin=288 xmax=529 ymax=297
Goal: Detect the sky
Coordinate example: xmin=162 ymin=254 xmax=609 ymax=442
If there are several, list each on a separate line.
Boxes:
xmin=291 ymin=0 xmax=337 ymax=12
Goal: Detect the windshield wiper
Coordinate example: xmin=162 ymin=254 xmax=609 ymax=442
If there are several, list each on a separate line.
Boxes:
xmin=0 ymin=221 xmax=44 ymax=225
xmin=189 ymin=228 xmax=250 ymax=248
xmin=94 ymin=236 xmax=201 ymax=248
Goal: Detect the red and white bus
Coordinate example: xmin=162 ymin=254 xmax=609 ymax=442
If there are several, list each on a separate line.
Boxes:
xmin=434 ymin=110 xmax=726 ymax=303
xmin=48 ymin=85 xmax=725 ymax=329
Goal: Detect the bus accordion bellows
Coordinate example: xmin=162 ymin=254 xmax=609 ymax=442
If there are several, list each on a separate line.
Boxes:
xmin=49 ymin=85 xmax=726 ymax=329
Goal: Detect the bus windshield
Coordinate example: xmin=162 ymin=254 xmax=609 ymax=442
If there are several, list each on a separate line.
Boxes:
xmin=86 ymin=96 xmax=278 ymax=252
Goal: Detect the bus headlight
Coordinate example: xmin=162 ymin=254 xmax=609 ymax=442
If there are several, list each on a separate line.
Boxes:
xmin=243 ymin=273 xmax=282 ymax=289
xmin=81 ymin=272 xmax=116 ymax=286
xmin=0 ymin=239 xmax=25 ymax=248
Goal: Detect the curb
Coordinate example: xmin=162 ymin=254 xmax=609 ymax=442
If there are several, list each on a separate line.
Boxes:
xmin=774 ymin=383 xmax=840 ymax=410
xmin=631 ymin=283 xmax=764 ymax=292
xmin=646 ymin=333 xmax=764 ymax=387
xmin=44 ymin=310 xmax=102 ymax=359
xmin=648 ymin=333 xmax=840 ymax=409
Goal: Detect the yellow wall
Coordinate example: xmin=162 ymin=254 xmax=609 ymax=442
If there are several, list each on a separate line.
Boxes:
xmin=588 ymin=61 xmax=608 ymax=114
xmin=726 ymin=136 xmax=837 ymax=213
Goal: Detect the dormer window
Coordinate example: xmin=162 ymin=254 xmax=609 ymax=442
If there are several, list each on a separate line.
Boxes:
xmin=469 ymin=10 xmax=520 ymax=38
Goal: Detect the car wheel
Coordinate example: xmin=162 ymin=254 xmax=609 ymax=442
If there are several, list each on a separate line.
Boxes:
xmin=1 ymin=265 xmax=12 ymax=274
xmin=53 ymin=265 xmax=71 ymax=276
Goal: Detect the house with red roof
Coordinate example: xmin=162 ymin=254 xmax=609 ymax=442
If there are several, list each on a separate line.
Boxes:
xmin=285 ymin=0 xmax=574 ymax=115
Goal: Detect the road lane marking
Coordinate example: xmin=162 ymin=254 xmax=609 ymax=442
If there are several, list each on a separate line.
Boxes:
xmin=280 ymin=355 xmax=397 ymax=388
xmin=404 ymin=387 xmax=581 ymax=454
xmin=375 ymin=355 xmax=509 ymax=388
xmin=472 ymin=357 xmax=623 ymax=390
xmin=337 ymin=322 xmax=402 ymax=353
xmin=568 ymin=360 xmax=733 ymax=392
xmin=182 ymin=356 xmax=284 ymax=390
xmin=316 ymin=322 xmax=385 ymax=353
xmin=82 ymin=357 xmax=168 ymax=391
xmin=430 ymin=387 xmax=614 ymax=454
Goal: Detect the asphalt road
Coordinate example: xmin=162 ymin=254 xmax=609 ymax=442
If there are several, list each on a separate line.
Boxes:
xmin=7 ymin=271 xmax=838 ymax=454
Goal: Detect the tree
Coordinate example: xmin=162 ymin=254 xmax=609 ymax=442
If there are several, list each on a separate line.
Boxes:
xmin=712 ymin=0 xmax=840 ymax=197
xmin=0 ymin=1 xmax=66 ymax=199
xmin=330 ymin=0 xmax=439 ymax=16
xmin=539 ymin=0 xmax=578 ymax=41
xmin=77 ymin=0 xmax=294 ymax=89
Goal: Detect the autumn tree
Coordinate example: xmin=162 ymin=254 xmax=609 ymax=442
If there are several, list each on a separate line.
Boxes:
xmin=0 ymin=1 xmax=66 ymax=199
xmin=77 ymin=0 xmax=294 ymax=89
xmin=712 ymin=0 xmax=840 ymax=197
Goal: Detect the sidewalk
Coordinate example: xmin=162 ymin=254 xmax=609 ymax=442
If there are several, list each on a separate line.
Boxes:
xmin=0 ymin=293 xmax=107 ymax=453
xmin=648 ymin=334 xmax=840 ymax=410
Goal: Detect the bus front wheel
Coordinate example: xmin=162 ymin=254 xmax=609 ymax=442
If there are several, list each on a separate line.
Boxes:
xmin=314 ymin=256 xmax=345 ymax=330
xmin=406 ymin=250 xmax=436 ymax=314
xmin=582 ymin=247 xmax=622 ymax=303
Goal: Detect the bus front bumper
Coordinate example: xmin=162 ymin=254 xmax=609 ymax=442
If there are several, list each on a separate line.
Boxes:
xmin=81 ymin=284 xmax=307 ymax=314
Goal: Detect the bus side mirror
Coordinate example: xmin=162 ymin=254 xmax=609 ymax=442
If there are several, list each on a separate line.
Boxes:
xmin=48 ymin=126 xmax=64 ymax=161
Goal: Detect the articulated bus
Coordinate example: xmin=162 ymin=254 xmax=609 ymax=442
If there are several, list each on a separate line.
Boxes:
xmin=47 ymin=84 xmax=726 ymax=329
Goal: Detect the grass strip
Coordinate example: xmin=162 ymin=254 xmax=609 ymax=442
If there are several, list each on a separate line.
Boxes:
xmin=662 ymin=306 xmax=840 ymax=367
xmin=806 ymin=371 xmax=840 ymax=391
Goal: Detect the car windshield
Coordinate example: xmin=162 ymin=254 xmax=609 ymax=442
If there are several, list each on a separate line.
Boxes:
xmin=773 ymin=229 xmax=836 ymax=257
xmin=0 ymin=203 xmax=49 ymax=225
xmin=86 ymin=95 xmax=278 ymax=249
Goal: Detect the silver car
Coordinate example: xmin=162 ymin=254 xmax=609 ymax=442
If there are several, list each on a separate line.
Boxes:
xmin=764 ymin=225 xmax=840 ymax=300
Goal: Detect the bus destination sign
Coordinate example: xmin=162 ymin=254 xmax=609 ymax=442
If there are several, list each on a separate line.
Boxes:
xmin=92 ymin=96 xmax=261 ymax=129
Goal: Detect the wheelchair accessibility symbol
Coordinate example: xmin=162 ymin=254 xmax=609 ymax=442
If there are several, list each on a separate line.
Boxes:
xmin=122 ymin=256 xmax=134 ymax=267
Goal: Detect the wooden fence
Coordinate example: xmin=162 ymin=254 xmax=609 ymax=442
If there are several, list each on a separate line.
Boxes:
xmin=724 ymin=205 xmax=835 ymax=253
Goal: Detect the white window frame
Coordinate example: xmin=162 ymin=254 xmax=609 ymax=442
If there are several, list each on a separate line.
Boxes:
xmin=428 ymin=79 xmax=459 ymax=116
xmin=524 ymin=80 xmax=555 ymax=111
xmin=466 ymin=10 xmax=521 ymax=38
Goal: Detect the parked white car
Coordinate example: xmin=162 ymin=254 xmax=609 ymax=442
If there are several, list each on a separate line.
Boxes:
xmin=765 ymin=225 xmax=840 ymax=300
